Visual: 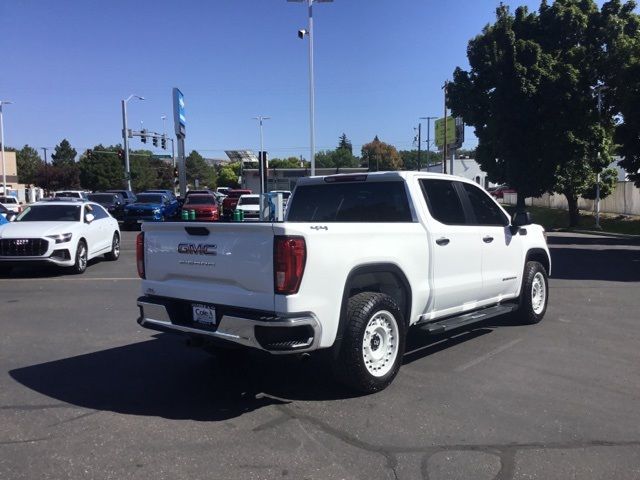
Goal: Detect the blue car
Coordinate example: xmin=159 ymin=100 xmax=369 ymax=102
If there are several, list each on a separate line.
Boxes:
xmin=123 ymin=192 xmax=179 ymax=230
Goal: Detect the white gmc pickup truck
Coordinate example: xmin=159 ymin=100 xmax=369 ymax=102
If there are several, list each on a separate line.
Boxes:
xmin=136 ymin=172 xmax=550 ymax=393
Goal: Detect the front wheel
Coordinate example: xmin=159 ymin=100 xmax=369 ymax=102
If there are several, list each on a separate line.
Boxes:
xmin=70 ymin=240 xmax=88 ymax=275
xmin=513 ymin=261 xmax=548 ymax=324
xmin=105 ymin=232 xmax=120 ymax=261
xmin=332 ymin=292 xmax=406 ymax=394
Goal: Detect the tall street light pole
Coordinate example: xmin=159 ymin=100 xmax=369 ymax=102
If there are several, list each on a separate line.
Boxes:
xmin=41 ymin=147 xmax=49 ymax=194
xmin=0 ymin=100 xmax=13 ymax=195
xmin=121 ymin=94 xmax=144 ymax=191
xmin=253 ymin=115 xmax=271 ymax=220
xmin=420 ymin=116 xmax=437 ymax=170
xmin=289 ymin=0 xmax=333 ymax=176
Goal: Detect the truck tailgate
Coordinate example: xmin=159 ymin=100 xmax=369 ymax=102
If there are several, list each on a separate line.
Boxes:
xmin=141 ymin=222 xmax=276 ymax=312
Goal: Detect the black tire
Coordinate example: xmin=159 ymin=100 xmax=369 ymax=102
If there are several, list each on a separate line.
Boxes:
xmin=105 ymin=232 xmax=120 ymax=261
xmin=513 ymin=261 xmax=548 ymax=325
xmin=0 ymin=265 xmax=12 ymax=276
xmin=332 ymin=292 xmax=406 ymax=394
xmin=70 ymin=240 xmax=88 ymax=275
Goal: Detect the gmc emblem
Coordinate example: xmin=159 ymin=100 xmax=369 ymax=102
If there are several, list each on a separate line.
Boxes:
xmin=177 ymin=243 xmax=217 ymax=255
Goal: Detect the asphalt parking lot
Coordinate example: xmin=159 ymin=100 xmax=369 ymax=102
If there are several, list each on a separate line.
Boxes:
xmin=1 ymin=231 xmax=640 ymax=480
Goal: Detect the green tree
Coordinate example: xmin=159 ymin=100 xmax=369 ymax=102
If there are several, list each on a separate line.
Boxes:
xmin=34 ymin=164 xmax=80 ymax=190
xmin=269 ymin=157 xmax=305 ymax=168
xmin=338 ymin=133 xmax=353 ymax=154
xmin=16 ymin=145 xmax=43 ymax=185
xmin=314 ymin=150 xmax=336 ymax=168
xmin=78 ymin=145 xmax=125 ymax=191
xmin=129 ymin=150 xmax=156 ymax=192
xmin=581 ymin=167 xmax=619 ymax=200
xmin=603 ymin=1 xmax=640 ymax=186
xmin=399 ymin=150 xmax=440 ymax=170
xmin=217 ymin=166 xmax=239 ymax=188
xmin=448 ymin=1 xmax=616 ymax=225
xmin=50 ymin=139 xmax=77 ymax=167
xmin=361 ymin=136 xmax=403 ymax=171
xmin=186 ymin=150 xmax=216 ymax=187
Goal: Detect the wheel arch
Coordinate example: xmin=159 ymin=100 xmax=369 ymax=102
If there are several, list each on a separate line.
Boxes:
xmin=332 ymin=263 xmax=412 ymax=354
xmin=525 ymin=248 xmax=551 ymax=276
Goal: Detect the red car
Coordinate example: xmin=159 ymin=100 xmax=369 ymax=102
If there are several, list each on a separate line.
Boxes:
xmin=489 ymin=185 xmax=516 ymax=199
xmin=182 ymin=194 xmax=220 ymax=221
xmin=222 ymin=189 xmax=252 ymax=216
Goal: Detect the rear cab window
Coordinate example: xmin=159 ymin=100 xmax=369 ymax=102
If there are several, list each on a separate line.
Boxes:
xmin=287 ymin=180 xmax=413 ymax=222
xmin=419 ymin=179 xmax=466 ymax=225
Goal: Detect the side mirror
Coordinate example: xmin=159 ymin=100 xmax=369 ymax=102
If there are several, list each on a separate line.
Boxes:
xmin=511 ymin=211 xmax=532 ymax=227
xmin=85 ymin=213 xmax=95 ymax=223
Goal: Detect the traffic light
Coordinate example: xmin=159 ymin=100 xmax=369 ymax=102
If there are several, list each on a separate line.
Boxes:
xmin=86 ymin=149 xmax=93 ymax=159
xmin=173 ymin=167 xmax=179 ymax=178
xmin=152 ymin=135 xmax=158 ymax=147
xmin=141 ymin=129 xmax=147 ymax=144
xmin=161 ymin=135 xmax=166 ymax=150
xmin=117 ymin=149 xmax=124 ymax=160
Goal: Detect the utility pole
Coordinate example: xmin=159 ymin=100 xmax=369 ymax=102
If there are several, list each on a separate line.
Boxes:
xmin=41 ymin=147 xmax=48 ymax=194
xmin=417 ymin=123 xmax=422 ymax=171
xmin=0 ymin=100 xmax=13 ymax=195
xmin=442 ymin=81 xmax=449 ymax=174
xmin=289 ymin=0 xmax=333 ymax=176
xmin=420 ymin=116 xmax=437 ymax=170
xmin=253 ymin=115 xmax=271 ymax=220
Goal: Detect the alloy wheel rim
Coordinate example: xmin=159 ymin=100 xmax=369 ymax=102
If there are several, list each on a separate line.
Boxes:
xmin=78 ymin=245 xmax=87 ymax=270
xmin=362 ymin=310 xmax=399 ymax=377
xmin=531 ymin=272 xmax=546 ymax=314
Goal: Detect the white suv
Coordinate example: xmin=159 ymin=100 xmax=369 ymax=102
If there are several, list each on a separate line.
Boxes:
xmin=0 ymin=199 xmax=120 ymax=274
xmin=0 ymin=196 xmax=21 ymax=213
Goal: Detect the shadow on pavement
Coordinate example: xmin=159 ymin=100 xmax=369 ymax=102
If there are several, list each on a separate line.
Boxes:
xmin=10 ymin=325 xmax=500 ymax=420
xmin=547 ymin=235 xmax=640 ymax=247
xmin=550 ymin=247 xmax=640 ymax=282
xmin=0 ymin=258 xmax=108 ymax=279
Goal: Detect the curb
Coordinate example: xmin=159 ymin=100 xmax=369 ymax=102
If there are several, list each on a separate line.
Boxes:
xmin=554 ymin=228 xmax=640 ymax=240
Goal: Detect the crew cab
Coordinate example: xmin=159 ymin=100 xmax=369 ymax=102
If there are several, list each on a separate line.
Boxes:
xmin=123 ymin=192 xmax=179 ymax=230
xmin=136 ymin=172 xmax=550 ymax=393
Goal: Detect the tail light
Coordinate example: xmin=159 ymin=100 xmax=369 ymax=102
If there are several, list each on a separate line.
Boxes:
xmin=274 ymin=236 xmax=306 ymax=294
xmin=136 ymin=232 xmax=145 ymax=279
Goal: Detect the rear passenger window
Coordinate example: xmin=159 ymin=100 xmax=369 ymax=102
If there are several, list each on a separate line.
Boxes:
xmin=461 ymin=183 xmax=509 ymax=226
xmin=287 ymin=181 xmax=413 ymax=222
xmin=420 ymin=179 xmax=466 ymax=225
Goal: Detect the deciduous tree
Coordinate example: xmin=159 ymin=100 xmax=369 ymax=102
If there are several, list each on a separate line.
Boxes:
xmin=16 ymin=145 xmax=43 ymax=185
xmin=361 ymin=136 xmax=402 ymax=171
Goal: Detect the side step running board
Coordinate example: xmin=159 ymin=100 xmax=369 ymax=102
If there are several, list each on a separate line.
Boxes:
xmin=418 ymin=304 xmax=517 ymax=335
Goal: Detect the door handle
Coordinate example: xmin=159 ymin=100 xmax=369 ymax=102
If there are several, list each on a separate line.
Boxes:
xmin=436 ymin=237 xmax=450 ymax=246
xmin=483 ymin=236 xmax=494 ymax=243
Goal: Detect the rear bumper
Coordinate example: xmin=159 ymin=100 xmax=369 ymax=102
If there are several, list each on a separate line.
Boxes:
xmin=137 ymin=296 xmax=321 ymax=354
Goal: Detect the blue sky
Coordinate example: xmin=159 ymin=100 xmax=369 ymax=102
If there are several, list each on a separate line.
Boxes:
xmin=2 ymin=0 xmax=587 ymax=161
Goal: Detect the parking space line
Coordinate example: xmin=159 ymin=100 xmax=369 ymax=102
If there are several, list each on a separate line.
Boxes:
xmin=454 ymin=338 xmax=523 ymax=372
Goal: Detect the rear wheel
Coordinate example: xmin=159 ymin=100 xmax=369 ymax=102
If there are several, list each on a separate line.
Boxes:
xmin=105 ymin=232 xmax=120 ymax=261
xmin=70 ymin=240 xmax=88 ymax=274
xmin=332 ymin=292 xmax=406 ymax=394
